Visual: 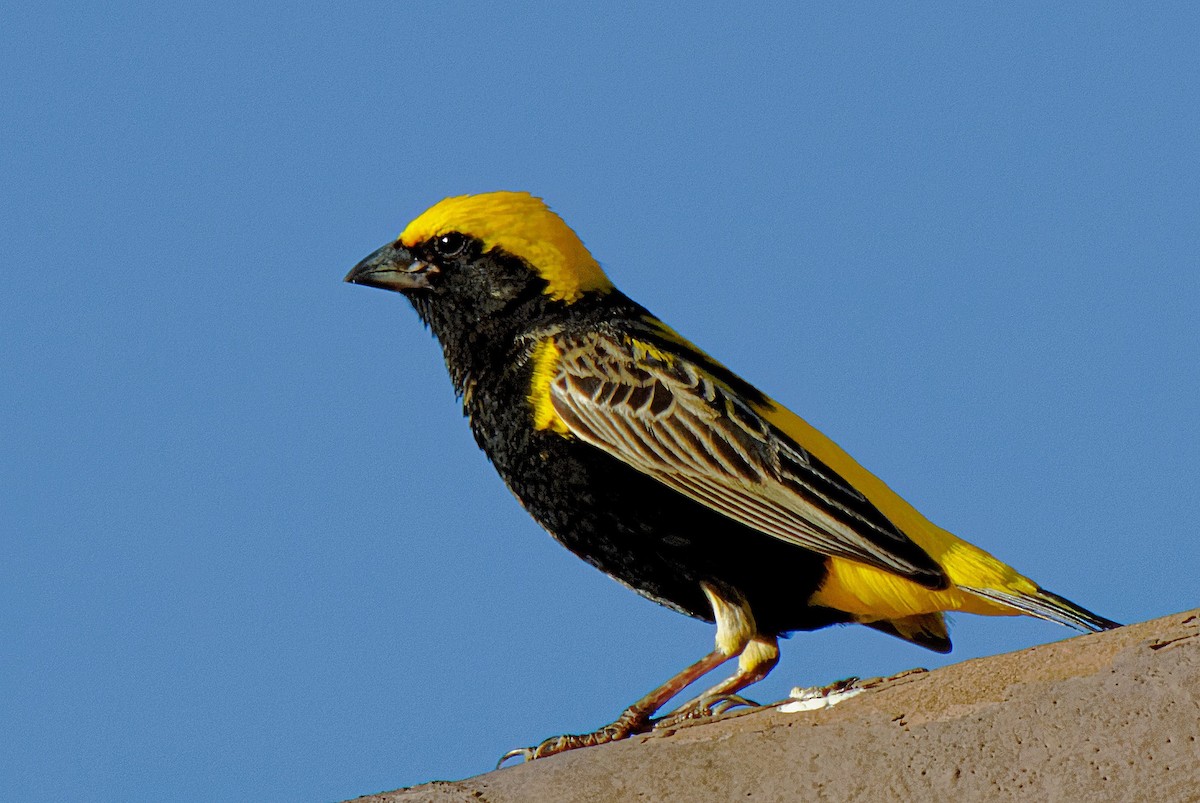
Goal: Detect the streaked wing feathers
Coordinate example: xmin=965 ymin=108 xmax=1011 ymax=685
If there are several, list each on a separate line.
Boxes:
xmin=547 ymin=332 xmax=947 ymax=588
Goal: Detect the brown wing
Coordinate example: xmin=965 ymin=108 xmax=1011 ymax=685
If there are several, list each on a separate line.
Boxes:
xmin=546 ymin=331 xmax=947 ymax=588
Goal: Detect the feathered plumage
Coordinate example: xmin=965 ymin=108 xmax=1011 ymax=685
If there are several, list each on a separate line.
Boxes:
xmin=345 ymin=191 xmax=1118 ymax=760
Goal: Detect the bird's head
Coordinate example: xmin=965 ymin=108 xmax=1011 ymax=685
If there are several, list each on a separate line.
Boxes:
xmin=345 ymin=191 xmax=614 ymax=308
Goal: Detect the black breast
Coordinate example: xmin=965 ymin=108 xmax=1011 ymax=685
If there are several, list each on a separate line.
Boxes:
xmin=462 ymin=352 xmax=850 ymax=637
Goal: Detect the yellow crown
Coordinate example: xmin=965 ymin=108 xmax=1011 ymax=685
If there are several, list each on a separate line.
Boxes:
xmin=399 ymin=191 xmax=613 ymax=302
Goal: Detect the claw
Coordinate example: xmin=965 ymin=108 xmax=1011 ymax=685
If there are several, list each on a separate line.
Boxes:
xmin=709 ymin=693 xmax=760 ymax=716
xmin=496 ymin=747 xmax=536 ymax=768
xmin=653 ymin=692 xmax=764 ymax=730
xmin=496 ymin=711 xmax=652 ymax=766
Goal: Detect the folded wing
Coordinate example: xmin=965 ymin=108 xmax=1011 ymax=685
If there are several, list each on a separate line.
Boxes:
xmin=546 ymin=331 xmax=949 ymax=590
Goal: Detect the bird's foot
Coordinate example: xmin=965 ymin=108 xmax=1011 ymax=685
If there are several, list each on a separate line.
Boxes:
xmin=651 ymin=693 xmax=763 ymax=731
xmin=497 ymin=709 xmax=651 ymax=767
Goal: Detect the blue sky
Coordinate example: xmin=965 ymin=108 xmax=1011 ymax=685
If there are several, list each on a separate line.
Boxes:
xmin=3 ymin=3 xmax=1198 ymax=800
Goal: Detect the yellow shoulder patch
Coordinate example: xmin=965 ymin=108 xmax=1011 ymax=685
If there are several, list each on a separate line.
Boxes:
xmin=399 ymin=191 xmax=614 ymax=302
xmin=528 ymin=337 xmax=570 ymax=434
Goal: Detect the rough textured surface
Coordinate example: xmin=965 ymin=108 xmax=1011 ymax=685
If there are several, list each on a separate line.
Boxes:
xmin=350 ymin=610 xmax=1200 ymax=802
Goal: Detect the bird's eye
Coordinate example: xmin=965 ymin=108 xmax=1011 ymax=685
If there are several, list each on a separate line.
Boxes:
xmin=433 ymin=231 xmax=467 ymax=258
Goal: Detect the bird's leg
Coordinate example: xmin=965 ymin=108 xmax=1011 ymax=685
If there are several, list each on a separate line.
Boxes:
xmin=498 ymin=581 xmax=773 ymax=765
xmin=654 ymin=633 xmax=780 ymax=727
xmin=498 ymin=647 xmax=733 ymax=766
xmin=654 ymin=582 xmax=780 ymax=727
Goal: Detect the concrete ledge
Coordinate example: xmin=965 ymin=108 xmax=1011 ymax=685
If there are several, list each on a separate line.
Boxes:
xmin=352 ymin=609 xmax=1200 ymax=802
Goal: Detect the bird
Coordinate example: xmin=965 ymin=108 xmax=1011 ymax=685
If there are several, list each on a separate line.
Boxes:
xmin=344 ymin=190 xmax=1118 ymax=761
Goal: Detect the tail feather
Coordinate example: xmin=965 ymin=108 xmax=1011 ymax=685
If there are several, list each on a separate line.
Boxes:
xmin=963 ymin=585 xmax=1120 ymax=633
xmin=863 ymin=612 xmax=953 ymax=653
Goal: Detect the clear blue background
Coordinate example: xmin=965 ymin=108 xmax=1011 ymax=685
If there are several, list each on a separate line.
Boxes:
xmin=3 ymin=3 xmax=1197 ymax=800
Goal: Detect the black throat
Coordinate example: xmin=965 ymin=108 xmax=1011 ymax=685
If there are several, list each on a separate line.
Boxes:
xmin=399 ymin=246 xmax=579 ymax=398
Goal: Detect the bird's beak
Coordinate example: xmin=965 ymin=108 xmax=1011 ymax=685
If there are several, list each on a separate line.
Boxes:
xmin=344 ymin=241 xmax=436 ymax=292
